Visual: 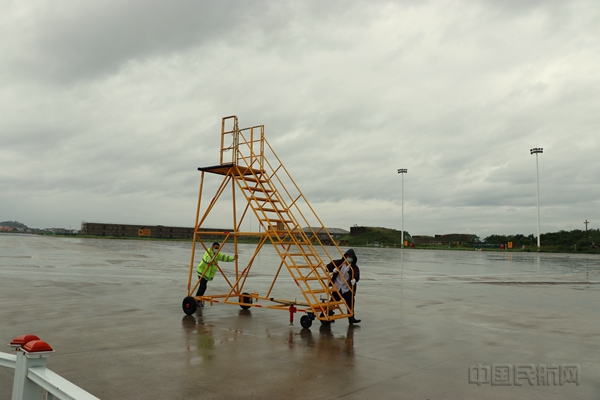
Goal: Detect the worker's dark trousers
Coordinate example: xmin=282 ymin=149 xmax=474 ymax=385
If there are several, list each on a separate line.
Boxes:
xmin=196 ymin=277 xmax=208 ymax=297
xmin=332 ymin=289 xmax=354 ymax=311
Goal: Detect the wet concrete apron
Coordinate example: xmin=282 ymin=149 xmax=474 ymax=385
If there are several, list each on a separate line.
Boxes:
xmin=1 ymin=234 xmax=599 ymax=399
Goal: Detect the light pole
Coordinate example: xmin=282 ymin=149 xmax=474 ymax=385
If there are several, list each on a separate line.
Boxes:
xmin=530 ymin=148 xmax=543 ymax=250
xmin=397 ymin=168 xmax=407 ymax=248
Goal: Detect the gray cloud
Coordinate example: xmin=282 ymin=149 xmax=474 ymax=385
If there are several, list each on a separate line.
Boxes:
xmin=5 ymin=1 xmax=263 ymax=82
xmin=2 ymin=0 xmax=599 ymax=236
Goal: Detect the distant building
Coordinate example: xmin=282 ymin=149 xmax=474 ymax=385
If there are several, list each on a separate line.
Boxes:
xmin=0 ymin=226 xmax=14 ymax=232
xmin=413 ymin=234 xmax=478 ymax=245
xmin=80 ymin=222 xmax=226 ymax=239
xmin=436 ymin=234 xmax=479 ymax=244
xmin=303 ymin=227 xmax=349 ymax=241
xmin=412 ymin=235 xmax=437 ymax=244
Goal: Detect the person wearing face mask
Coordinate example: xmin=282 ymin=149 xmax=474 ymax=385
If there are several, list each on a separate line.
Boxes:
xmin=196 ymin=242 xmax=237 ymax=306
xmin=326 ymin=249 xmax=361 ymax=324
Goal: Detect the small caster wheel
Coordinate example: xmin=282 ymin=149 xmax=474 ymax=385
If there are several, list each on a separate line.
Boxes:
xmin=240 ymin=292 xmax=253 ymax=310
xmin=300 ymin=315 xmax=312 ymax=329
xmin=319 ymin=312 xmax=331 ymax=325
xmin=182 ymin=296 xmax=197 ymax=315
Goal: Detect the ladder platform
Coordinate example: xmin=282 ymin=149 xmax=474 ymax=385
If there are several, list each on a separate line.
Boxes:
xmin=198 ymin=163 xmax=264 ymax=177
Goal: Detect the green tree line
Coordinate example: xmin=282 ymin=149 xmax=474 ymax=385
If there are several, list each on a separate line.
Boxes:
xmin=485 ymin=229 xmax=600 ymax=248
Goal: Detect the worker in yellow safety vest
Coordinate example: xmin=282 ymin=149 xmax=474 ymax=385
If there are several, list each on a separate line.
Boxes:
xmin=195 ymin=242 xmax=237 ymax=306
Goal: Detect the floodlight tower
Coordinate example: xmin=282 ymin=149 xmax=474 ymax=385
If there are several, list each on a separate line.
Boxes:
xmin=530 ymin=148 xmax=543 ymax=250
xmin=397 ymin=168 xmax=407 ymax=248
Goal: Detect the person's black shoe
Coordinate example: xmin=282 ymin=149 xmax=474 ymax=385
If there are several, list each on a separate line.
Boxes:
xmin=348 ymin=317 xmax=361 ymax=324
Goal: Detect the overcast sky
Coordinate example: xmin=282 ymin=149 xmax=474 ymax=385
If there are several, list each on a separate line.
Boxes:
xmin=2 ymin=0 xmax=599 ymax=237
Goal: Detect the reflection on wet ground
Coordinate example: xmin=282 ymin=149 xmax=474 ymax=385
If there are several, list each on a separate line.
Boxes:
xmin=1 ymin=234 xmax=599 ymax=399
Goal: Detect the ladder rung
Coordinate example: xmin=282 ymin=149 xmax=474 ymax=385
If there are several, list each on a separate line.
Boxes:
xmin=304 ymin=276 xmax=329 ymax=281
xmin=246 ymin=187 xmax=274 ymax=192
xmin=303 ymin=289 xmax=329 ymax=294
xmin=319 ymin=300 xmax=346 ymax=307
xmin=292 ymin=265 xmax=313 ymax=269
xmin=244 ymin=177 xmax=268 ymax=183
xmin=261 ymin=208 xmax=288 ymax=213
xmin=262 ymin=219 xmax=293 ymax=224
xmin=252 ymin=197 xmax=279 ymax=202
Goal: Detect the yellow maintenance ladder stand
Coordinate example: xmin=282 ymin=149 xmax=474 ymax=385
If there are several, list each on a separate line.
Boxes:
xmin=182 ymin=116 xmax=355 ymax=329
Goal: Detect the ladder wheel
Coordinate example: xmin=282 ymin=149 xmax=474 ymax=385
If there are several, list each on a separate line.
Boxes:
xmin=319 ymin=312 xmax=331 ymax=325
xmin=300 ymin=315 xmax=312 ymax=329
xmin=182 ymin=296 xmax=197 ymax=315
xmin=240 ymin=292 xmax=253 ymax=310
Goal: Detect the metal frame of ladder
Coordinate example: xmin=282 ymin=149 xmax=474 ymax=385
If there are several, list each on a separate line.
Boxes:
xmin=182 ymin=116 xmax=356 ymax=328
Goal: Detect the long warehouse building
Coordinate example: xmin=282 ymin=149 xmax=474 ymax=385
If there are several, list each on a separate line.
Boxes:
xmin=80 ymin=222 xmax=229 ymax=239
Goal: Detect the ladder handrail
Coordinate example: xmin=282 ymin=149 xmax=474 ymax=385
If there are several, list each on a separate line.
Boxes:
xmin=229 ymin=127 xmax=352 ymax=316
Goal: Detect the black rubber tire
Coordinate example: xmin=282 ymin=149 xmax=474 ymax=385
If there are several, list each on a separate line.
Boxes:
xmin=240 ymin=292 xmax=252 ymax=310
xmin=182 ymin=296 xmax=197 ymax=315
xmin=319 ymin=312 xmax=331 ymax=325
xmin=300 ymin=315 xmax=312 ymax=329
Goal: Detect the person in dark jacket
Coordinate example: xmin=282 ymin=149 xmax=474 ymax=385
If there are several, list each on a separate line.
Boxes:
xmin=326 ymin=249 xmax=361 ymax=324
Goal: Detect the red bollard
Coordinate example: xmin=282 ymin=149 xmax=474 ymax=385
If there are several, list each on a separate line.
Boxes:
xmin=9 ymin=334 xmax=40 ymax=349
xmin=289 ymin=305 xmax=297 ymax=326
xmin=22 ymin=340 xmax=53 ymax=353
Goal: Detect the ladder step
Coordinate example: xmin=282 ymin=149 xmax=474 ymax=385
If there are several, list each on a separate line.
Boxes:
xmin=253 ymin=197 xmax=279 ymax=202
xmin=244 ymin=177 xmax=268 ymax=184
xmin=262 ymin=219 xmax=293 ymax=224
xmin=261 ymin=208 xmax=289 ymax=213
xmin=285 ymin=254 xmax=316 ymax=258
xmin=246 ymin=187 xmax=274 ymax=192
xmin=304 ymin=276 xmax=329 ymax=281
xmin=303 ymin=289 xmax=329 ymax=294
xmin=319 ymin=300 xmax=346 ymax=307
xmin=284 ymin=251 xmax=313 ymax=255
